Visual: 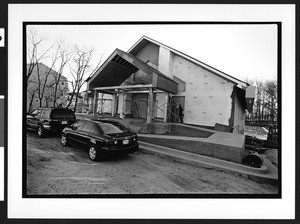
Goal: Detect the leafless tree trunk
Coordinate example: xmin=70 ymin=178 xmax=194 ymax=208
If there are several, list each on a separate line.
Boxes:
xmin=35 ymin=42 xmax=61 ymax=107
xmin=67 ymin=45 xmax=103 ymax=112
xmin=264 ymin=80 xmax=277 ymax=123
xmin=52 ymin=41 xmax=71 ymax=107
xmin=27 ymin=29 xmax=54 ymax=88
xmin=27 ymin=86 xmax=38 ymax=113
xmin=244 ymin=78 xmax=277 ymax=124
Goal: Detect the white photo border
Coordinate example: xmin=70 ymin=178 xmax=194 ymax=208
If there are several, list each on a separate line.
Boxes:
xmin=8 ymin=4 xmax=295 ymax=219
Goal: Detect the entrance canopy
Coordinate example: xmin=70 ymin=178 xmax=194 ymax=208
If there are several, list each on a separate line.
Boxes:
xmin=86 ymin=49 xmax=178 ymax=94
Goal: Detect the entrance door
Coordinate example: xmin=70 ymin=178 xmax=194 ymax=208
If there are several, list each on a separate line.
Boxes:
xmin=170 ymin=96 xmax=185 ymax=123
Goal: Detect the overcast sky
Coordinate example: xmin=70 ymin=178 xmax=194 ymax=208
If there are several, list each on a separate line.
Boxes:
xmin=28 ymin=24 xmax=278 ymax=85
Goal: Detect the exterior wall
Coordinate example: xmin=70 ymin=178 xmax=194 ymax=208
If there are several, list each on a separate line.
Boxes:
xmin=158 ymin=47 xmax=174 ymax=79
xmin=233 ymin=91 xmax=245 ymax=134
xmin=131 ymin=43 xmax=159 ymax=85
xmin=154 ymin=47 xmax=236 ymax=127
xmin=27 ymin=63 xmax=69 ymax=113
xmin=121 ymin=42 xmax=245 ymax=129
xmin=170 ymin=55 xmax=235 ymax=127
xmin=130 ymin=93 xmax=148 ymax=119
xmin=117 ymin=93 xmax=133 ymax=117
xmin=155 ymin=92 xmax=168 ymax=119
xmin=134 ymin=43 xmax=159 ymax=66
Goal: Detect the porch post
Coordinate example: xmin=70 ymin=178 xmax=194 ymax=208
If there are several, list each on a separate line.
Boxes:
xmin=163 ymin=93 xmax=169 ymax=122
xmin=93 ymin=90 xmax=98 ymax=116
xmin=119 ymin=93 xmax=125 ymax=119
xmin=146 ymin=87 xmax=154 ymax=123
xmin=111 ymin=93 xmax=116 ymax=117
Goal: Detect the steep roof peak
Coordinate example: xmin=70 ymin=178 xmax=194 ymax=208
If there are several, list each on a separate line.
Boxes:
xmin=128 ymin=36 xmax=249 ymax=88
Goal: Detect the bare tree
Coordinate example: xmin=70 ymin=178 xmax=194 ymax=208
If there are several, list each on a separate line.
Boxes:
xmin=35 ymin=44 xmax=62 ymax=107
xmin=264 ymin=80 xmax=277 ymax=122
xmin=67 ymin=45 xmax=103 ymax=112
xmin=26 ymin=29 xmax=54 ymax=87
xmin=245 ymin=78 xmax=278 ymax=124
xmin=27 ymin=84 xmax=39 ymax=113
xmin=52 ymin=40 xmax=71 ymax=107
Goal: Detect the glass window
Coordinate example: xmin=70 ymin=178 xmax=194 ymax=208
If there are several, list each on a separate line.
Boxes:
xmin=31 ymin=109 xmax=42 ymax=117
xmin=98 ymin=122 xmax=124 ymax=134
xmin=51 ymin=109 xmax=75 ymax=119
xmin=91 ymin=125 xmax=101 ymax=135
xmin=43 ymin=109 xmax=51 ymax=119
xmin=81 ymin=121 xmax=94 ymax=133
xmin=71 ymin=120 xmax=85 ymax=131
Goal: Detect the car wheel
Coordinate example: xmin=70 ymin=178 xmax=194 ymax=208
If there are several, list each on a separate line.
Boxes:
xmin=37 ymin=125 xmax=45 ymax=138
xmin=88 ymin=145 xmax=100 ymax=162
xmin=61 ymin=134 xmax=68 ymax=146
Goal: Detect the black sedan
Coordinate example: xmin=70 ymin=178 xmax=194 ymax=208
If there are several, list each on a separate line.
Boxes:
xmin=60 ymin=119 xmax=139 ymax=161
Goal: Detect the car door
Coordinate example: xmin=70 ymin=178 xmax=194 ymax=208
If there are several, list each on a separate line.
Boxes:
xmin=78 ymin=121 xmax=94 ymax=148
xmin=67 ymin=120 xmax=86 ymax=145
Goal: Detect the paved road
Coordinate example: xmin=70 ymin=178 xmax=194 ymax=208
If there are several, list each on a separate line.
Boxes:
xmin=26 ymin=131 xmax=278 ymax=195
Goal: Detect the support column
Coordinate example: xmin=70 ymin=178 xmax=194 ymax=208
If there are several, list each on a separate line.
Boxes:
xmin=152 ymin=92 xmax=157 ymax=120
xmin=111 ymin=93 xmax=116 ymax=117
xmin=119 ymin=93 xmax=125 ymax=119
xmin=93 ymin=90 xmax=98 ymax=116
xmin=146 ymin=88 xmax=154 ymax=123
xmin=163 ymin=93 xmax=169 ymax=122
xmin=100 ymin=93 xmax=104 ymax=114
xmin=88 ymin=97 xmax=93 ymax=114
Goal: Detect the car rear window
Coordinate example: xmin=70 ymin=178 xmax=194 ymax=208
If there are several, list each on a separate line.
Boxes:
xmin=51 ymin=109 xmax=75 ymax=119
xmin=98 ymin=123 xmax=124 ymax=134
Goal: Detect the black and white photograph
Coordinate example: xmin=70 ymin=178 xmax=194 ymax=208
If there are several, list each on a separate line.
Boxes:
xmin=25 ymin=23 xmax=279 ymax=196
xmin=6 ymin=3 xmax=296 ymax=220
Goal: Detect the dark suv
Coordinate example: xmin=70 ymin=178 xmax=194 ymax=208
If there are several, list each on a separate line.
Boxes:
xmin=27 ymin=107 xmax=76 ymax=137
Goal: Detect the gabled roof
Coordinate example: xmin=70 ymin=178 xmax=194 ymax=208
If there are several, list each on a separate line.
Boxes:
xmin=128 ymin=36 xmax=249 ymax=89
xmin=86 ymin=48 xmax=178 ymax=94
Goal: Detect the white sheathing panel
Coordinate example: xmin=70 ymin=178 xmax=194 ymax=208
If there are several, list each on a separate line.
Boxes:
xmin=132 ymin=43 xmax=159 ymax=84
xmin=125 ymin=93 xmax=133 ymax=115
xmin=173 ymin=55 xmax=234 ymax=127
xmin=155 ymin=92 xmax=168 ymax=118
xmin=132 ymin=93 xmax=148 ymax=119
xmin=134 ymin=43 xmax=159 ymax=67
xmin=158 ymin=47 xmax=174 ymax=79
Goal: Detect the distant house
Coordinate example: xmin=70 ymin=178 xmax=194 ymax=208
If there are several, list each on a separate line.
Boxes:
xmin=87 ymin=36 xmax=254 ymax=134
xmin=27 ymin=63 xmax=69 ymax=113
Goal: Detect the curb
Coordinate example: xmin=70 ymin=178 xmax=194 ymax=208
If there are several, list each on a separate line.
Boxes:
xmin=139 ymin=141 xmax=278 ymax=185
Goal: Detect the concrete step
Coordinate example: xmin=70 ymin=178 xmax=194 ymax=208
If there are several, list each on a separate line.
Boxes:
xmin=138 ymin=141 xmax=278 ymax=185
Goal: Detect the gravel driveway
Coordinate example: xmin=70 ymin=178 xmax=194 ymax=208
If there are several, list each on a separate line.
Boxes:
xmin=26 ymin=132 xmax=278 ymax=195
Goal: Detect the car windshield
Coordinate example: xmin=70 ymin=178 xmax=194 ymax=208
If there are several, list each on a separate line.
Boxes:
xmin=31 ymin=109 xmax=42 ymax=117
xmin=98 ymin=123 xmax=125 ymax=134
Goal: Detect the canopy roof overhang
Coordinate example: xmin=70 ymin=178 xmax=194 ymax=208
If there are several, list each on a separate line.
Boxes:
xmin=87 ymin=48 xmax=178 ymax=94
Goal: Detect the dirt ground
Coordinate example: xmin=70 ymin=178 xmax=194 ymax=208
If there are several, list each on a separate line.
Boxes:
xmin=26 ymin=132 xmax=278 ymax=195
